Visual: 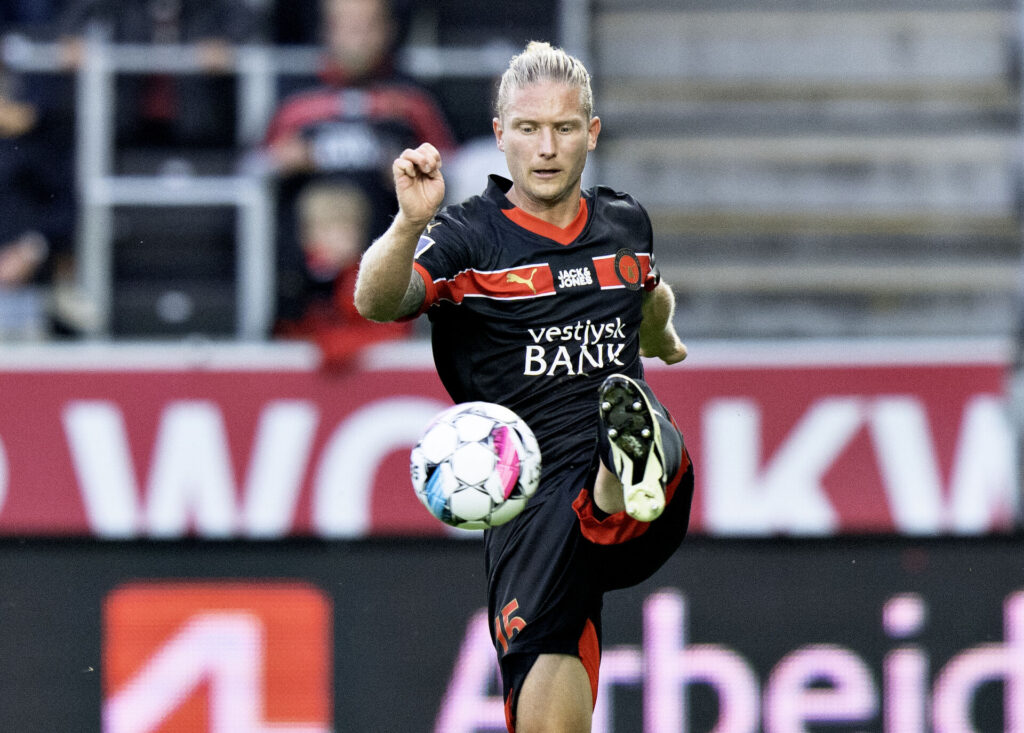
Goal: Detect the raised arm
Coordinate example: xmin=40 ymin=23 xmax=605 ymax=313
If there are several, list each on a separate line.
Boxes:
xmin=639 ymin=281 xmax=688 ymax=365
xmin=354 ymin=143 xmax=446 ymax=322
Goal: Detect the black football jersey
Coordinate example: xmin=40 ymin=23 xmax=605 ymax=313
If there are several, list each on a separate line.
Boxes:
xmin=412 ymin=175 xmax=660 ymax=484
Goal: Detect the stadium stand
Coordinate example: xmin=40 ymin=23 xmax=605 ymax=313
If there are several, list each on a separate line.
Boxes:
xmin=593 ymin=0 xmax=1021 ymax=338
xmin=1 ymin=1 xmax=554 ymax=340
xmin=0 ymin=0 xmax=1018 ymax=340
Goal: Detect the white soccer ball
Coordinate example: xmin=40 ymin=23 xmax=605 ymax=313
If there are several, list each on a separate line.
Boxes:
xmin=410 ymin=401 xmax=542 ymax=530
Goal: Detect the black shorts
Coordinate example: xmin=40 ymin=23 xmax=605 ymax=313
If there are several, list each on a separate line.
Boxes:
xmin=483 ymin=397 xmax=694 ymax=729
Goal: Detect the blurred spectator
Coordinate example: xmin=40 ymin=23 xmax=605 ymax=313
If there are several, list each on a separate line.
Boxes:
xmin=0 ymin=58 xmax=78 ymax=338
xmin=262 ymin=0 xmax=457 ymax=324
xmin=444 ymin=125 xmax=510 ymax=206
xmin=57 ymin=0 xmax=264 ymax=149
xmin=274 ymin=181 xmax=412 ymax=369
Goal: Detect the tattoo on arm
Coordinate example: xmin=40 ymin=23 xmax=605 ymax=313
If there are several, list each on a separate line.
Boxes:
xmin=397 ymin=273 xmax=426 ymax=319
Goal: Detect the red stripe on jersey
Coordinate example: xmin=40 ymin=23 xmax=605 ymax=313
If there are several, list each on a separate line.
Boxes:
xmin=264 ymin=90 xmax=339 ymax=145
xmin=578 ymin=619 xmax=601 ymax=710
xmin=370 ymin=87 xmax=458 ymax=152
xmin=572 ymin=446 xmax=692 ymax=545
xmin=504 ymin=688 xmax=516 ymax=733
xmin=426 ymin=265 xmax=556 ymax=304
xmin=592 ymin=252 xmax=655 ymax=291
xmin=501 ymin=199 xmax=589 ymax=245
xmin=264 ymin=85 xmax=456 ymax=152
xmin=407 ymin=262 xmax=438 ymax=319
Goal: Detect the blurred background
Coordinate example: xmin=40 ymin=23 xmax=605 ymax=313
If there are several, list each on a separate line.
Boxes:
xmin=0 ymin=0 xmax=1022 ymax=730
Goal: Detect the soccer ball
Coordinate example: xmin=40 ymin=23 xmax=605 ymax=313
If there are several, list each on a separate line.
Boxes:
xmin=410 ymin=401 xmax=541 ymax=529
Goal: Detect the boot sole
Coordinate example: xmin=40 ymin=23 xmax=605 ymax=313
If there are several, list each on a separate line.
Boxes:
xmin=599 ymin=375 xmax=666 ymax=522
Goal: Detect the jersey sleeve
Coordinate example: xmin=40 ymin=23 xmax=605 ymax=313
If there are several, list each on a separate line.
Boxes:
xmin=407 ymin=209 xmax=476 ymax=316
xmin=636 ymin=199 xmax=660 ymax=292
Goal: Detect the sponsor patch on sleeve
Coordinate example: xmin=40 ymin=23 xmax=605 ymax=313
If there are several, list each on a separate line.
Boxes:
xmin=413 ymin=235 xmax=435 ymax=259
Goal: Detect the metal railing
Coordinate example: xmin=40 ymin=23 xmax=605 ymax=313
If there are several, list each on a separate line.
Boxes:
xmin=2 ymin=35 xmax=525 ymax=339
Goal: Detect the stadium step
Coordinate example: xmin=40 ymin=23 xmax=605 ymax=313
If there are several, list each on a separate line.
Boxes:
xmin=590 ymin=0 xmax=1021 ymax=338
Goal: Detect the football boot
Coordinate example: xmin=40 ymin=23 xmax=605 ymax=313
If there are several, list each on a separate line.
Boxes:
xmin=598 ymin=374 xmax=667 ymax=522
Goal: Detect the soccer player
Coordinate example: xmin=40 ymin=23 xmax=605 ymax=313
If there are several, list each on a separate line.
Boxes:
xmin=355 ymin=41 xmax=694 ymax=733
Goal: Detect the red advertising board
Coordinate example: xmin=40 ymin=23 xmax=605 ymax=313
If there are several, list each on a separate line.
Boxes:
xmin=103 ymin=582 xmax=332 ymax=732
xmin=0 ymin=339 xmax=1014 ymax=537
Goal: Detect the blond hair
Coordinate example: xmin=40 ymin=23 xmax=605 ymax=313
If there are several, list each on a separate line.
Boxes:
xmin=495 ymin=41 xmax=593 ymax=121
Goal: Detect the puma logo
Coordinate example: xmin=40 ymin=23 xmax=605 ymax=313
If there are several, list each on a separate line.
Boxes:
xmin=507 ymin=268 xmax=539 ymax=293
xmin=425 ymin=221 xmax=441 ymax=234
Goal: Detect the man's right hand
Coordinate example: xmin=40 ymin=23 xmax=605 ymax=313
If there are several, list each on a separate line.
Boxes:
xmin=393 ymin=143 xmax=445 ymax=228
xmin=354 ymin=143 xmax=445 ymax=322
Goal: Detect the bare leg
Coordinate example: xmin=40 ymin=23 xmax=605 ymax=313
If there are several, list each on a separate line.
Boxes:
xmin=514 ymin=653 xmax=593 ymax=733
xmin=593 ymin=461 xmax=625 ymax=515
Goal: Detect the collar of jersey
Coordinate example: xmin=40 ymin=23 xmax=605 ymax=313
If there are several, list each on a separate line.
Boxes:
xmin=501 ymin=199 xmax=589 ymax=245
xmin=487 ymin=175 xmax=589 ymax=245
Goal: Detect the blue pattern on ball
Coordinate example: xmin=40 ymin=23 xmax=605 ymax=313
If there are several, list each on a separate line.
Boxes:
xmin=423 ymin=468 xmax=449 ymax=520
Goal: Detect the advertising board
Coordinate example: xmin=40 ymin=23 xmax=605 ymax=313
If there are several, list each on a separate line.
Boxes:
xmin=0 ymin=339 xmax=1013 ymax=538
xmin=0 ymin=537 xmax=1020 ymax=731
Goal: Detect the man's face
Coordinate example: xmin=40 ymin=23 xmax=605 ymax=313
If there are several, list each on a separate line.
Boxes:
xmin=493 ymin=80 xmax=600 ymax=215
xmin=323 ymin=0 xmax=393 ymax=77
